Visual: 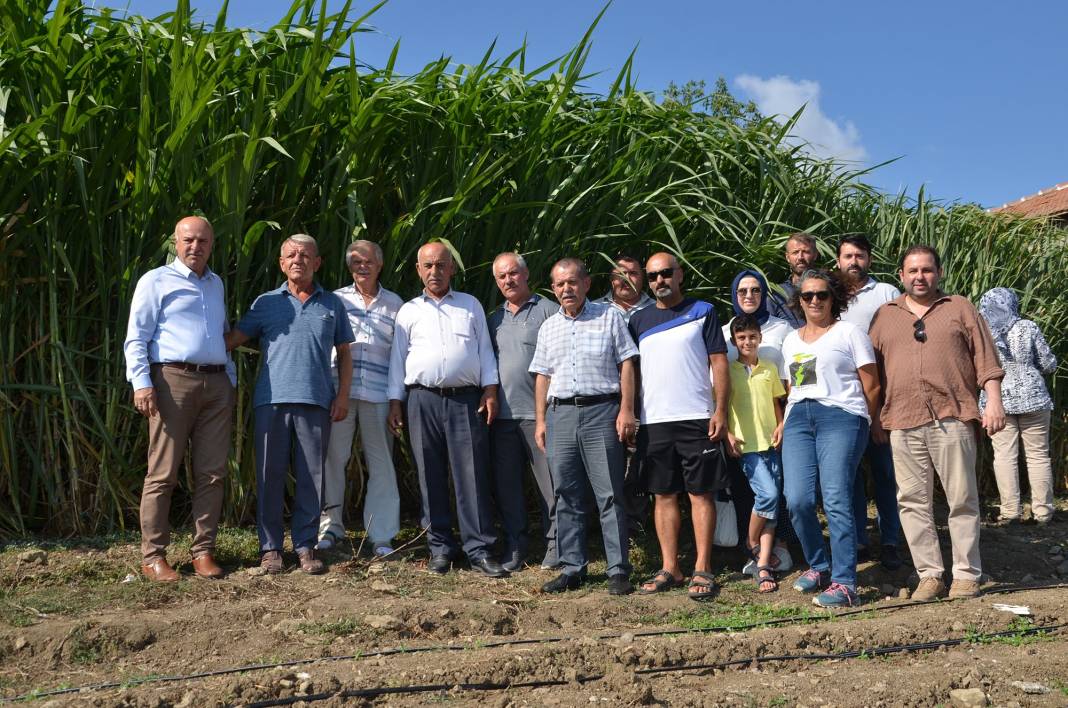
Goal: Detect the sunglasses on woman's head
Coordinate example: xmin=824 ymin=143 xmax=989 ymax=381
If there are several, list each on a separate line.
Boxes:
xmin=799 ymin=290 xmax=830 ymax=302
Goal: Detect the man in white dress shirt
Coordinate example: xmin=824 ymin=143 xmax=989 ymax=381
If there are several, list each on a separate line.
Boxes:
xmin=317 ymin=240 xmax=403 ymax=557
xmin=124 ymin=216 xmax=235 ymax=582
xmin=837 ymin=234 xmax=904 ymax=571
xmin=387 ymin=242 xmax=506 ymax=577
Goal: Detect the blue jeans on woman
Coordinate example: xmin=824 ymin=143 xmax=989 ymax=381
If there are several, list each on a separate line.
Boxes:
xmin=783 ymin=400 xmax=869 ymax=590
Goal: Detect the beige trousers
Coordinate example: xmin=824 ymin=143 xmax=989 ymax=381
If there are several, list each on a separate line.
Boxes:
xmin=141 ymin=366 xmax=234 ymax=562
xmin=890 ymin=418 xmax=981 ymax=582
xmin=990 ymin=410 xmax=1054 ymax=521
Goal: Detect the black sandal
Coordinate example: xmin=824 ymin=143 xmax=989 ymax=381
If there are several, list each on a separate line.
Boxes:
xmin=688 ymin=572 xmax=719 ymax=602
xmin=637 ymin=569 xmax=683 ymax=594
xmin=755 ymin=565 xmax=778 ymax=594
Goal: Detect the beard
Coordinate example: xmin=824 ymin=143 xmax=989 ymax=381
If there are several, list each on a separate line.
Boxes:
xmin=654 ymin=286 xmax=673 ymax=299
xmin=842 ymin=265 xmax=868 ymax=292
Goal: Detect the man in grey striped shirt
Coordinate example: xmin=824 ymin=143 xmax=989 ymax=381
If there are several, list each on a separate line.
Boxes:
xmin=317 ymin=240 xmax=403 ymax=557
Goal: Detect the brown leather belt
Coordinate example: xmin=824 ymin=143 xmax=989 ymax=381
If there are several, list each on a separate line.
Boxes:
xmin=155 ymin=362 xmax=227 ymax=374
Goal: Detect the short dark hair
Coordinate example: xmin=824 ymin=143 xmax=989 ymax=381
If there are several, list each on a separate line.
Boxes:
xmin=898 ymin=245 xmax=942 ymax=270
xmin=613 ymin=252 xmax=642 ymax=267
xmin=837 ymin=234 xmax=873 ymax=257
xmin=729 ymin=313 xmax=762 ymax=342
xmin=789 ymin=269 xmax=850 ymax=320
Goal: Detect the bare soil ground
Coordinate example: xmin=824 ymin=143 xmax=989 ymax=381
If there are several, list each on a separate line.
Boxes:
xmin=3 ymin=500 xmax=1068 ymax=707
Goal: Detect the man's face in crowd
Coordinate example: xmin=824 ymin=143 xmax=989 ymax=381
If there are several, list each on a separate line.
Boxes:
xmin=279 ymin=240 xmax=321 ymax=286
xmin=837 ymin=243 xmax=871 ymax=283
xmin=609 ymin=258 xmax=643 ymax=303
xmin=174 ymin=218 xmax=214 ymax=275
xmin=552 ymin=264 xmax=591 ymax=313
xmin=493 ymin=255 xmax=530 ymax=303
xmin=785 ymin=238 xmax=817 ymax=277
xmin=645 ymin=253 xmax=681 ymax=302
xmin=416 ymin=243 xmax=455 ymax=297
xmin=349 ymin=245 xmax=383 ymax=289
xmin=899 ymin=252 xmax=942 ymax=302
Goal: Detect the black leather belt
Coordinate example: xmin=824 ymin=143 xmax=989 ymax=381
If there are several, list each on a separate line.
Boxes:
xmin=155 ymin=362 xmax=227 ymax=374
xmin=550 ymin=393 xmax=620 ymax=407
xmin=407 ymin=383 xmax=481 ymax=397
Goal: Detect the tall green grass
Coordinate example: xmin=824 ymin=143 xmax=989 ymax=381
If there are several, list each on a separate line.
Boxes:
xmin=0 ymin=1 xmax=1063 ymax=534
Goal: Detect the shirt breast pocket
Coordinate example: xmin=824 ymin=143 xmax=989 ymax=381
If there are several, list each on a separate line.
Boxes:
xmin=451 ymin=311 xmax=475 ymax=340
xmin=577 ymin=326 xmax=609 ymax=358
xmin=318 ymin=311 xmax=336 ymax=339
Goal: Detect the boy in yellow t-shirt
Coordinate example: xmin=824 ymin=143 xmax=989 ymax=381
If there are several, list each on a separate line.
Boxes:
xmin=726 ymin=314 xmax=786 ymax=593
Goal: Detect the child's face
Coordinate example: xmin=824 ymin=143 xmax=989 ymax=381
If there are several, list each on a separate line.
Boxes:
xmin=733 ymin=329 xmax=762 ymax=357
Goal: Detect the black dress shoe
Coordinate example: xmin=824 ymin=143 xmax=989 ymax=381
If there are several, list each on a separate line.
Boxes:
xmin=470 ymin=557 xmax=509 ymax=578
xmin=541 ymin=572 xmax=584 ymax=593
xmin=428 ymin=554 xmax=454 ymax=574
xmin=607 ymin=574 xmax=634 ymax=596
xmin=880 ymin=544 xmax=903 ymax=571
xmin=501 ymin=549 xmax=526 ymax=573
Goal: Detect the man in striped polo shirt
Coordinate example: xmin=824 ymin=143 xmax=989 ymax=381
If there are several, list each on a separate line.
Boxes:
xmin=317 ymin=240 xmax=403 ymax=557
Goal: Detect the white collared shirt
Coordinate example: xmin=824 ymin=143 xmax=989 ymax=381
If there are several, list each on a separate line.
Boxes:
xmin=840 ymin=277 xmax=900 ymax=332
xmin=123 ymin=259 xmax=235 ymax=390
xmin=387 ymin=289 xmax=499 ymax=400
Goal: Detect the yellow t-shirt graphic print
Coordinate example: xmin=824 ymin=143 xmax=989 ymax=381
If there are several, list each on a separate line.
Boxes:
xmin=789 ymin=353 xmax=818 ymax=388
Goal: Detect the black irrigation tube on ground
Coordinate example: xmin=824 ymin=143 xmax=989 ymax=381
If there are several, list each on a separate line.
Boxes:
xmin=244 ymin=623 xmax=1068 ymax=707
xmin=2 ymin=582 xmax=1064 ymax=703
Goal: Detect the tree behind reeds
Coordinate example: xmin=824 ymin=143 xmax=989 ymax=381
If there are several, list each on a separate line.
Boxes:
xmin=1 ymin=0 xmax=1063 ymax=535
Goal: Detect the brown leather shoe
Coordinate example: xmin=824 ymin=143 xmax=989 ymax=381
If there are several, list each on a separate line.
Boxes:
xmin=192 ymin=554 xmax=225 ymax=579
xmin=141 ymin=557 xmax=179 ymax=582
xmin=260 ymin=550 xmax=284 ymax=574
xmin=296 ymin=547 xmax=325 ymax=575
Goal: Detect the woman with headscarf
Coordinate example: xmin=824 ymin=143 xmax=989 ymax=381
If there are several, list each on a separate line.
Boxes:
xmin=721 ymin=269 xmax=795 ymax=577
xmin=979 ymin=288 xmax=1058 ymax=524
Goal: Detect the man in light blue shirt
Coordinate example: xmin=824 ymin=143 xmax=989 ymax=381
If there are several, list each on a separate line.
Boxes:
xmin=228 ymin=234 xmax=354 ymax=575
xmin=123 ymin=216 xmax=235 ymax=582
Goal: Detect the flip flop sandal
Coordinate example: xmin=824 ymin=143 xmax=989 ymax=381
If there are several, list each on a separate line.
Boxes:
xmin=755 ymin=565 xmax=779 ymax=594
xmin=637 ymin=569 xmax=683 ymax=594
xmin=688 ymin=571 xmax=720 ymax=602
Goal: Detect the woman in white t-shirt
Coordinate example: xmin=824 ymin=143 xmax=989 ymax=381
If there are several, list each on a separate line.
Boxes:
xmin=780 ymin=270 xmax=880 ymax=609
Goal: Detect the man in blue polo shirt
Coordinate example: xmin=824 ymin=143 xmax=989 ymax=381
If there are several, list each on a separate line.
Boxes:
xmin=227 ymin=234 xmax=354 ymax=575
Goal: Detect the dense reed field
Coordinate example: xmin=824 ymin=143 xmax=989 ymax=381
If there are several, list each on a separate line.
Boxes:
xmin=1 ymin=0 xmax=1064 ymax=534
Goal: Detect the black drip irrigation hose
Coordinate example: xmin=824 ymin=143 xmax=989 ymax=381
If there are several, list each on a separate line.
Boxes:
xmin=2 ymin=581 xmax=1064 ymax=703
xmin=243 ymin=623 xmax=1068 ymax=707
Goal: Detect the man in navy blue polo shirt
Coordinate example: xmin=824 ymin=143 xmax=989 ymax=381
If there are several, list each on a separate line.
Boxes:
xmin=227 ymin=234 xmax=354 ymax=575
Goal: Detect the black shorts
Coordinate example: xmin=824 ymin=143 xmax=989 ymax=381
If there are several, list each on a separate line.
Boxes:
xmin=637 ymin=419 xmax=730 ymax=495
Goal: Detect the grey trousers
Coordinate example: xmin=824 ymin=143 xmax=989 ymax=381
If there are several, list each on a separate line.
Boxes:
xmin=546 ymin=399 xmax=631 ymax=578
xmin=490 ymin=418 xmax=557 ymax=554
xmin=406 ymin=388 xmax=497 ymax=561
xmin=254 ymin=403 xmax=330 ymax=552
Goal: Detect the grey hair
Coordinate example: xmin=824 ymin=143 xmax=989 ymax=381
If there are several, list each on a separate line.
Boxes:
xmin=281 ymin=233 xmax=318 ymax=256
xmin=551 ymin=257 xmax=588 ymax=280
xmin=346 ymin=239 xmax=384 ymax=268
xmin=493 ymin=251 xmax=528 ymax=273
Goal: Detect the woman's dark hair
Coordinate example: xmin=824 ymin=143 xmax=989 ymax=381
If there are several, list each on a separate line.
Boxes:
xmin=789 ymin=269 xmax=850 ymax=321
xmin=729 ymin=313 xmax=762 ymax=341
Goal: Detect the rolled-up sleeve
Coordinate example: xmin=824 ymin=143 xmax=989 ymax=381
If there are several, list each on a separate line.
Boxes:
xmin=123 ymin=273 xmax=158 ymax=391
xmin=473 ymin=307 xmax=499 ymax=387
xmin=387 ymin=308 xmax=411 ymax=401
xmin=609 ymin=310 xmax=638 ymax=362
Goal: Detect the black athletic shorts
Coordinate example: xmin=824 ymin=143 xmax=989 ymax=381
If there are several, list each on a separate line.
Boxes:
xmin=637 ymin=419 xmax=730 ymax=495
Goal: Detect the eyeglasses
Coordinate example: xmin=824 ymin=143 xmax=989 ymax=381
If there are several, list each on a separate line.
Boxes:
xmin=645 ymin=268 xmax=676 ymax=282
xmin=736 ymin=287 xmax=762 ymax=296
xmin=799 ymin=290 xmax=831 ymax=302
xmin=913 ymin=319 xmax=927 ymax=343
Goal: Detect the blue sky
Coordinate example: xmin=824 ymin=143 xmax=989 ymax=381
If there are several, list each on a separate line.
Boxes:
xmin=122 ymin=0 xmax=1067 ymax=209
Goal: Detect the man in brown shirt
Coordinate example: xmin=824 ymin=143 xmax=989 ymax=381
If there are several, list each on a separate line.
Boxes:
xmin=869 ymin=245 xmax=1005 ymax=601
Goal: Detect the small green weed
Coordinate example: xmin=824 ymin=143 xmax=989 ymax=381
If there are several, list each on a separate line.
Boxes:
xmin=298 ymin=617 xmax=362 ymax=637
xmin=667 ymin=602 xmax=811 ymax=631
xmin=965 ymin=618 xmax=1050 ymax=647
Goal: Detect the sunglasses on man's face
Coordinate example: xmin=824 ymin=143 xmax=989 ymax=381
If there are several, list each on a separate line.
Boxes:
xmin=913 ymin=319 xmax=927 ymax=343
xmin=645 ymin=267 xmax=676 ymax=282
xmin=799 ymin=290 xmax=830 ymax=302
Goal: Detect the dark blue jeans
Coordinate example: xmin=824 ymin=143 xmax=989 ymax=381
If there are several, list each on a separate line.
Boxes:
xmin=853 ymin=438 xmax=901 ymax=547
xmin=783 ymin=400 xmax=869 ymax=589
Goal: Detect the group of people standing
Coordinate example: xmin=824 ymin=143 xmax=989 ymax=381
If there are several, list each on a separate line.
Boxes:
xmin=124 ymin=217 xmax=1058 ymax=609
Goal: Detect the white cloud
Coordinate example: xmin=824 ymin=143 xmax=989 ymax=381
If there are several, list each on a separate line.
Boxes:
xmin=735 ymin=74 xmax=867 ymax=163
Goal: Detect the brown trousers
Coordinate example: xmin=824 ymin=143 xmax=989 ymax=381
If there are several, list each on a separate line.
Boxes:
xmin=141 ymin=366 xmax=234 ymax=562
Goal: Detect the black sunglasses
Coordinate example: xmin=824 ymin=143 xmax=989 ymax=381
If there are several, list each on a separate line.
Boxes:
xmin=799 ymin=290 xmax=831 ymax=302
xmin=645 ymin=267 xmax=676 ymax=282
xmin=913 ymin=319 xmax=927 ymax=343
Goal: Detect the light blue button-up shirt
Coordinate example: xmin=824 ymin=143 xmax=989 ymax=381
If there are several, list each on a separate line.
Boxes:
xmin=123 ymin=259 xmax=235 ymax=390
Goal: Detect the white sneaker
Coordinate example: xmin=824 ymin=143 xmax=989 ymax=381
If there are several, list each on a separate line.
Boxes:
xmin=773 ymin=545 xmax=793 ymax=573
xmin=315 ymin=532 xmax=340 ymax=551
xmin=742 ymin=558 xmax=758 ymax=576
xmin=373 ymin=545 xmax=394 ymax=558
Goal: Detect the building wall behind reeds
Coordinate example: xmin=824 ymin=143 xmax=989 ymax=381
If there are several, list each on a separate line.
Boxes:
xmin=0 ymin=1 xmax=1063 ymax=534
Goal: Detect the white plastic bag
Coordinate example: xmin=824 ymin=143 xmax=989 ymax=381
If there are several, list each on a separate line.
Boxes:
xmin=713 ymin=488 xmax=738 ymax=548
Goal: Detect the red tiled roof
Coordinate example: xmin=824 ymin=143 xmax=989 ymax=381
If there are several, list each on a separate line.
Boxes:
xmin=990 ymin=182 xmax=1068 ymax=217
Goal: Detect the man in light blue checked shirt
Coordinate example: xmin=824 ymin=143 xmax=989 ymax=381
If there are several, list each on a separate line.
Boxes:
xmin=124 ymin=216 xmax=235 ymax=582
xmin=317 ymin=239 xmax=403 ymax=557
xmin=530 ymin=257 xmax=639 ymax=596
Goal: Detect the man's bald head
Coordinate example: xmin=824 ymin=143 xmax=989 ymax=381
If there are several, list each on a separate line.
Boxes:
xmin=173 ymin=216 xmax=214 ymax=276
xmin=416 ymin=241 xmax=455 ymax=298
